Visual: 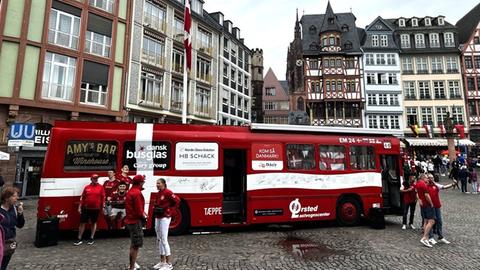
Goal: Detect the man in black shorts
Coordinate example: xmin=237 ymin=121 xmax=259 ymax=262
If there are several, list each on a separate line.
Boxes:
xmin=125 ymin=175 xmax=146 ymax=270
xmin=74 ymin=174 xmax=105 ymax=245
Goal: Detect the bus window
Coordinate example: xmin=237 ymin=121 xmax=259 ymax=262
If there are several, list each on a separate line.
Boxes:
xmin=64 ymin=141 xmax=118 ymax=171
xmin=349 ymin=146 xmax=376 ymax=170
xmin=286 ymin=144 xmax=315 ymax=170
xmin=319 ymin=145 xmax=346 ymax=171
xmin=122 ymin=141 xmax=171 ymax=172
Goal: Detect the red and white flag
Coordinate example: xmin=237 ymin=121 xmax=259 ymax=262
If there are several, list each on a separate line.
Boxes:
xmin=423 ymin=124 xmax=433 ymax=138
xmin=184 ymin=0 xmax=192 ymax=71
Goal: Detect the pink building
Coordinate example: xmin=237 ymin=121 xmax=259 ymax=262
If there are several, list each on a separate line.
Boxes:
xmin=263 ymin=68 xmax=290 ymax=124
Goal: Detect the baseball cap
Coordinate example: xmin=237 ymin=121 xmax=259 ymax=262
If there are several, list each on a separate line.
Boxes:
xmin=132 ymin=174 xmax=145 ymax=184
xmin=91 ymin=174 xmax=99 ymax=180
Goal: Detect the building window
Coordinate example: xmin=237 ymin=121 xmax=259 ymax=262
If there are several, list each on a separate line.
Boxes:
xmin=402 ymin=57 xmax=413 ymax=73
xmin=474 ymin=37 xmax=480 ymax=44
xmin=451 ymin=106 xmax=463 ymax=124
xmin=376 ymin=54 xmax=386 ymax=65
xmin=474 ymin=56 xmax=480 ymax=69
xmin=446 ymin=57 xmax=458 ymax=73
xmin=197 ymin=28 xmax=212 ymax=54
xmin=264 ymin=101 xmax=276 ymax=110
xmin=297 ymin=97 xmax=304 ymax=111
xmin=349 ymin=146 xmax=376 ymax=170
xmin=286 ymin=144 xmax=315 ymax=170
xmin=173 ymin=17 xmax=184 ymax=42
xmin=191 ymin=0 xmax=203 ymax=14
xmin=379 ymin=94 xmax=388 ymax=105
xmin=412 ymin=18 xmax=418 ymax=27
xmin=404 ymin=81 xmax=416 ymax=99
xmin=48 ymin=9 xmax=80 ymax=50
xmin=433 ymin=81 xmax=446 ymax=99
xmin=448 ymin=81 xmax=461 ymax=98
xmin=367 ymin=94 xmax=377 ymax=106
xmin=366 ymin=73 xmax=375 ymax=85
xmin=418 ymin=81 xmax=430 ymax=99
xmin=401 ymin=34 xmax=410 ymax=48
xmin=425 ymin=18 xmax=431 ymax=26
xmin=172 ymin=49 xmax=184 ymax=73
xmin=390 ymin=94 xmax=399 ymax=106
xmin=265 ymin=87 xmax=276 ymax=96
xmin=386 ymin=54 xmax=396 ymax=65
xmin=391 ymin=115 xmax=400 ymax=129
xmin=416 ymin=57 xmax=428 ymax=73
xmin=379 ymin=115 xmax=389 ymax=129
xmin=467 ymin=78 xmax=475 ymax=91
xmin=438 ymin=17 xmax=444 ymax=25
xmin=170 ymin=81 xmax=183 ymax=111
xmin=196 ymin=57 xmax=211 ymax=83
xmin=368 ymin=115 xmax=378 ymax=128
xmin=42 ymin=52 xmax=77 ymax=101
xmin=399 ymin=19 xmax=405 ymax=27
xmin=469 ymin=101 xmax=478 ymax=116
xmin=421 ymin=107 xmax=433 ymax=125
xmin=380 ymin=35 xmax=388 ymax=47
xmin=80 ymin=61 xmax=109 ymax=106
xmin=465 ymin=56 xmax=473 ymax=69
xmin=89 ymin=0 xmax=114 ymax=13
xmin=371 ymin=35 xmax=379 ymax=47
xmin=365 ymin=54 xmax=374 ymax=65
xmin=429 ymin=33 xmax=440 ymax=48
xmin=431 ymin=56 xmax=443 ymax=73
xmin=415 ymin=34 xmax=425 ymax=48
xmin=85 ymin=31 xmax=111 ymax=58
xmin=309 ymin=60 xmax=319 ymax=69
xmin=319 ymin=145 xmax=346 ymax=171
xmin=140 ymin=72 xmax=163 ymax=108
xmin=142 ymin=36 xmax=164 ymax=67
xmin=195 ymin=87 xmax=210 ymax=115
xmin=406 ymin=107 xmax=418 ymax=126
xmin=436 ymin=107 xmax=448 ymax=125
xmin=388 ymin=73 xmax=398 ymax=85
xmin=444 ymin=32 xmax=455 ymax=47
xmin=143 ymin=1 xmax=166 ymax=32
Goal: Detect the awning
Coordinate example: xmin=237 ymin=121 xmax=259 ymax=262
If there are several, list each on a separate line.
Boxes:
xmin=404 ymin=138 xmax=476 ymax=147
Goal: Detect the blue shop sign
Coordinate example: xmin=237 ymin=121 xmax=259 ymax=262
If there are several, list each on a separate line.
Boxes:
xmin=8 ymin=123 xmax=36 ymax=147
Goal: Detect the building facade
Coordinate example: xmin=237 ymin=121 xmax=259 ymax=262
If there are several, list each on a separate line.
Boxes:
xmin=0 ymin=0 xmax=132 ymax=193
xmin=262 ymin=68 xmax=289 ymax=124
xmin=287 ymin=2 xmax=364 ymax=127
xmin=457 ymin=3 xmax=480 ymax=144
xmin=389 ymin=16 xmax=467 ymax=141
xmin=362 ymin=17 xmax=403 ymax=132
xmin=251 ymin=48 xmax=264 ymax=123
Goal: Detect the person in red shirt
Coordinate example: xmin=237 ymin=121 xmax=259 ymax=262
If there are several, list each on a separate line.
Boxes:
xmin=103 ymin=170 xmax=119 ymax=229
xmin=400 ymin=175 xmax=417 ymax=230
xmin=118 ymin=165 xmax=133 ymax=186
xmin=110 ymin=181 xmax=128 ymax=229
xmin=426 ymin=173 xmax=456 ymax=245
xmin=152 ymin=178 xmax=180 ymax=270
xmin=125 ymin=175 xmax=146 ymax=270
xmin=74 ymin=174 xmax=105 ymax=246
xmin=414 ymin=174 xmax=436 ymax=248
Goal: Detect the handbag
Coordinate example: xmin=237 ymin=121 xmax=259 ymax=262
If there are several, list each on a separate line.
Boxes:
xmin=153 ymin=207 xmax=164 ymax=218
xmin=4 ymin=238 xmax=17 ymax=257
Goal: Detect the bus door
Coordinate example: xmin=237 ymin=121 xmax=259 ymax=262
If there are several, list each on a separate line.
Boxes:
xmin=380 ymin=155 xmax=402 ymax=214
xmin=222 ymin=149 xmax=247 ymax=223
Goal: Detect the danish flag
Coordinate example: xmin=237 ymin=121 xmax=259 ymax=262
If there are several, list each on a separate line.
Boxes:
xmin=184 ymin=0 xmax=192 ymax=71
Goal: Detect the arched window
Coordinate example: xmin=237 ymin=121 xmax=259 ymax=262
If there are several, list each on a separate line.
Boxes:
xmin=297 ymin=97 xmax=305 ymax=111
xmin=309 ymin=25 xmax=317 ymax=34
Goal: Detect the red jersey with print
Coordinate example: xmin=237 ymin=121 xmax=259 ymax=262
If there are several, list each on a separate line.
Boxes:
xmin=124 ymin=185 xmax=145 ymax=225
xmin=117 ymin=174 xmax=132 ymax=185
xmin=110 ymin=190 xmax=127 ymax=209
xmin=103 ymin=180 xmax=119 ymax=201
xmin=153 ymin=188 xmax=180 ymax=218
xmin=80 ymin=183 xmax=105 ymax=209
xmin=427 ymin=183 xmax=441 ymax=208
xmin=402 ymin=183 xmax=416 ymax=204
xmin=414 ymin=180 xmax=429 ymax=207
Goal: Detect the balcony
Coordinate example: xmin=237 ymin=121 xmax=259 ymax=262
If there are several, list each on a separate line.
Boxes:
xmin=141 ymin=53 xmax=164 ymax=68
xmin=198 ymin=46 xmax=213 ymax=56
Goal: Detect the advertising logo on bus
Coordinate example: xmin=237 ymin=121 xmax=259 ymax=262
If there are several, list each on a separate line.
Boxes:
xmin=122 ymin=141 xmax=171 ymax=172
xmin=175 ymin=142 xmax=218 ymax=170
xmin=289 ymin=198 xmax=330 ymax=219
xmin=251 ymin=143 xmax=283 ymax=171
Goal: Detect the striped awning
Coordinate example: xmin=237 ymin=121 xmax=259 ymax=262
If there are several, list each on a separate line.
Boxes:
xmin=404 ymin=138 xmax=476 ymax=147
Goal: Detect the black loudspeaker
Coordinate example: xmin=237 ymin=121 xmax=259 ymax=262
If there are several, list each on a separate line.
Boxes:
xmin=35 ymin=217 xmax=59 ymax=248
xmin=369 ymin=208 xmax=385 ymax=230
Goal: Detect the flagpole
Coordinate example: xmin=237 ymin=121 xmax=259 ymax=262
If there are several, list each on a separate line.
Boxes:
xmin=182 ymin=48 xmax=188 ymax=124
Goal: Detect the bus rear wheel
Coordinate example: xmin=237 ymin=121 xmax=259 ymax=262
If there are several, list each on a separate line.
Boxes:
xmin=169 ymin=200 xmax=190 ymax=235
xmin=336 ymin=197 xmax=361 ymax=226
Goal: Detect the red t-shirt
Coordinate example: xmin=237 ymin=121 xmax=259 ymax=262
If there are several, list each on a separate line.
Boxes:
xmin=103 ymin=180 xmax=119 ymax=200
xmin=427 ymin=183 xmax=442 ymax=208
xmin=110 ymin=190 xmax=127 ymax=209
xmin=414 ymin=180 xmax=429 ymax=208
xmin=124 ymin=185 xmax=145 ymax=225
xmin=153 ymin=188 xmax=180 ymax=218
xmin=80 ymin=183 xmax=105 ymax=209
xmin=117 ymin=174 xmax=132 ymax=187
xmin=402 ymin=183 xmax=416 ymax=204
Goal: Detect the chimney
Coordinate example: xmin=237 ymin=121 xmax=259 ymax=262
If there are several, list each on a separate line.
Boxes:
xmin=224 ymin=20 xmax=233 ymax=33
xmin=233 ymin=27 xmax=240 ymax=39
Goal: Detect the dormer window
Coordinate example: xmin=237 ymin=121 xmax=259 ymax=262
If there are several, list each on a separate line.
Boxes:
xmin=425 ymin=18 xmax=431 ymax=26
xmin=412 ymin=18 xmax=418 ymax=27
xmin=328 ymin=17 xmax=334 ymax=24
xmin=438 ymin=17 xmax=444 ymax=25
xmin=342 ymin=24 xmax=349 ymax=32
xmin=329 ymin=37 xmax=335 ymax=45
xmin=309 ymin=25 xmax=317 ymax=34
xmin=399 ymin=19 xmax=405 ymax=27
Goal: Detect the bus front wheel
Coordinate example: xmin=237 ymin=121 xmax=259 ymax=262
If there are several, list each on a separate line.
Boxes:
xmin=169 ymin=200 xmax=190 ymax=235
xmin=336 ymin=197 xmax=361 ymax=226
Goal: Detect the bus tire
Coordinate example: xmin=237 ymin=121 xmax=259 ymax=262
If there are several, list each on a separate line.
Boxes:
xmin=169 ymin=200 xmax=190 ymax=235
xmin=336 ymin=197 xmax=361 ymax=226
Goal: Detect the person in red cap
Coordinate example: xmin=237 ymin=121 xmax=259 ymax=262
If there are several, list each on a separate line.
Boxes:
xmin=125 ymin=175 xmax=146 ymax=270
xmin=74 ymin=174 xmax=105 ymax=246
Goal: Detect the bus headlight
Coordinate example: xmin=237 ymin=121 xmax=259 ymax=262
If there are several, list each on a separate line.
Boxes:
xmin=372 ymin=203 xmax=381 ymax=208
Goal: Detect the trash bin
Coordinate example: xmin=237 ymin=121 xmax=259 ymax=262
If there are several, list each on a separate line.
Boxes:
xmin=369 ymin=208 xmax=385 ymax=230
xmin=35 ymin=217 xmax=59 ymax=248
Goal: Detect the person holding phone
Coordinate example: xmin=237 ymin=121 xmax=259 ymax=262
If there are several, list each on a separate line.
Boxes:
xmin=0 ymin=187 xmax=25 ymax=270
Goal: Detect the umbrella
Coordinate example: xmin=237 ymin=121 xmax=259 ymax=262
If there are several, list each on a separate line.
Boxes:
xmin=440 ymin=149 xmax=459 ymax=155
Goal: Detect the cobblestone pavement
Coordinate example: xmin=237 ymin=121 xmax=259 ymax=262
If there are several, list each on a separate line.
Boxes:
xmin=9 ymin=179 xmax=480 ymax=269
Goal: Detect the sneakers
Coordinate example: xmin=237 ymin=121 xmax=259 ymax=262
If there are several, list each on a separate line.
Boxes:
xmin=410 ymin=224 xmax=416 ymax=229
xmin=73 ymin=239 xmax=83 ymax=246
xmin=134 ymin=262 xmax=141 ymax=269
xmin=429 ymin=238 xmax=437 ymax=245
xmin=402 ymin=225 xmax=407 ymax=230
xmin=162 ymin=264 xmax=173 ymax=270
xmin=86 ymin=238 xmax=95 ymax=245
xmin=420 ymin=239 xmax=433 ymax=248
xmin=438 ymin=238 xmax=451 ymax=244
xmin=153 ymin=262 xmax=166 ymax=269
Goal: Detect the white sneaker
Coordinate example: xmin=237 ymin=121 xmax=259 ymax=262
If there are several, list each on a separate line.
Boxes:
xmin=402 ymin=225 xmax=406 ymax=230
xmin=153 ymin=262 xmax=166 ymax=269
xmin=429 ymin=238 xmax=437 ymax=245
xmin=134 ymin=262 xmax=141 ymax=269
xmin=162 ymin=264 xmax=173 ymax=270
xmin=438 ymin=238 xmax=451 ymax=244
xmin=421 ymin=239 xmax=433 ymax=248
xmin=410 ymin=224 xmax=416 ymax=229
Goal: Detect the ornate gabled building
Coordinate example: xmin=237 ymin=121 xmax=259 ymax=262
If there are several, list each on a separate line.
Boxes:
xmin=286 ymin=2 xmax=364 ymax=127
xmin=456 ymin=3 xmax=480 ymax=144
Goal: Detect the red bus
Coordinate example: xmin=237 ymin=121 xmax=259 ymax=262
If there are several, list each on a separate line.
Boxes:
xmin=38 ymin=122 xmax=403 ymax=235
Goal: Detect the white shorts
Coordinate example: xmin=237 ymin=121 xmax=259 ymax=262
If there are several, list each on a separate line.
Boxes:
xmin=111 ymin=208 xmax=126 ymax=217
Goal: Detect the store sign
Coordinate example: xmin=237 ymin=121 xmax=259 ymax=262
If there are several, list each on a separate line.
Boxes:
xmin=251 ymin=143 xmax=283 ymax=171
xmin=175 ymin=142 xmax=218 ymax=170
xmin=122 ymin=141 xmax=171 ymax=172
xmin=0 ymin=151 xmax=10 ymax=160
xmin=34 ymin=123 xmax=52 ymax=147
xmin=8 ymin=123 xmax=35 ymax=147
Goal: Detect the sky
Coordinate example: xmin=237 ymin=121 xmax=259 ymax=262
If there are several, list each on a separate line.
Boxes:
xmin=203 ymin=0 xmax=479 ymax=81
